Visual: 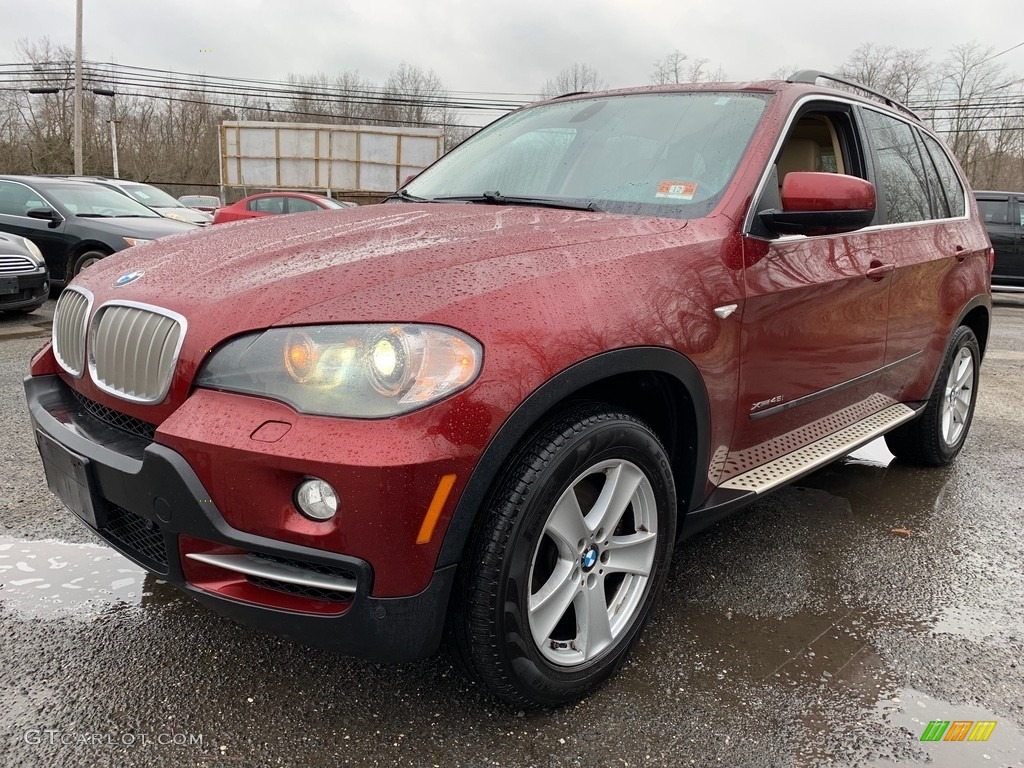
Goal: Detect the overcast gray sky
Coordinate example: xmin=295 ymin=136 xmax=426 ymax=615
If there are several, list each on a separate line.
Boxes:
xmin=3 ymin=0 xmax=1022 ymax=114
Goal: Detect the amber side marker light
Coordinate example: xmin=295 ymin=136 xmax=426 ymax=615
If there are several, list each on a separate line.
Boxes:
xmin=417 ymin=474 xmax=458 ymax=544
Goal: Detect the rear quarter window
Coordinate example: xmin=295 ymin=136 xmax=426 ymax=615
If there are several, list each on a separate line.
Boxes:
xmin=919 ymin=132 xmax=966 ymax=218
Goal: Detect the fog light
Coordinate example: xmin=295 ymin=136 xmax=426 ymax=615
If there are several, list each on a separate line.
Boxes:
xmin=294 ymin=478 xmax=338 ymax=521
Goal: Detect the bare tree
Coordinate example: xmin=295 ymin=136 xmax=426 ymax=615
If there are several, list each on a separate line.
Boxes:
xmin=834 ymin=42 xmax=1024 ymax=189
xmin=651 ymin=50 xmax=725 ymax=84
xmin=836 ymin=43 xmax=932 ymax=103
xmin=539 ymin=63 xmax=605 ymax=99
xmin=379 ymin=62 xmax=464 ymax=150
xmin=927 ymin=43 xmax=1009 ymax=183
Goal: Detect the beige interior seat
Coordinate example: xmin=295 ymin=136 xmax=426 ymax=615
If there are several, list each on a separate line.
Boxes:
xmin=777 ymin=138 xmax=821 ymax=187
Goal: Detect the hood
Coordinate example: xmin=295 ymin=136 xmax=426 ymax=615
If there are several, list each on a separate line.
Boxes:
xmin=155 ymin=207 xmax=214 ymax=225
xmin=73 ymin=215 xmax=200 ymax=239
xmin=74 ymin=204 xmax=689 ymax=333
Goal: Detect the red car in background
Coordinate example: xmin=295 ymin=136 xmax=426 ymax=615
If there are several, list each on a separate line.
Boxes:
xmin=212 ymin=191 xmax=355 ymax=224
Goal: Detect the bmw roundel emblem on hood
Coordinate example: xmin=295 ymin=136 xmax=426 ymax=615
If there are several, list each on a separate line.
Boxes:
xmin=113 ymin=270 xmax=145 ymax=287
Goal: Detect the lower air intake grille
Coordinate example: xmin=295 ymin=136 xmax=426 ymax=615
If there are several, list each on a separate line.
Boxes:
xmin=72 ymin=390 xmax=156 ymax=441
xmin=103 ymin=504 xmax=168 ymax=573
xmin=246 ymin=575 xmax=354 ymax=603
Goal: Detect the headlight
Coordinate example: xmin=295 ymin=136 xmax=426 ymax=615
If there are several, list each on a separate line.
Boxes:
xmin=20 ymin=237 xmax=44 ymax=265
xmin=195 ymin=324 xmax=483 ymax=418
xmin=123 ymin=237 xmax=152 ymax=247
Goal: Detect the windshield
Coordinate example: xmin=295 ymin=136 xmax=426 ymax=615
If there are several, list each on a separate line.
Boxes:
xmin=119 ymin=183 xmax=186 ymax=209
xmin=39 ymin=182 xmax=162 ymax=218
xmin=405 ymin=92 xmax=768 ymax=218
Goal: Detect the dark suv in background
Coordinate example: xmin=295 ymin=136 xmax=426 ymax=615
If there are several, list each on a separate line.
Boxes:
xmin=975 ymin=190 xmax=1023 ymax=291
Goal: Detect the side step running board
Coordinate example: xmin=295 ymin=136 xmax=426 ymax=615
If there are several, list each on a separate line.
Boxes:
xmin=718 ymin=403 xmax=918 ymax=494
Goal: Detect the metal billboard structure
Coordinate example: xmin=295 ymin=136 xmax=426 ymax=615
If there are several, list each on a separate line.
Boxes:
xmin=218 ymin=121 xmax=443 ymax=197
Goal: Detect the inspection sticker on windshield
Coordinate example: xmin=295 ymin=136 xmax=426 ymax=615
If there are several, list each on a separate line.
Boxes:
xmin=655 ymin=181 xmax=697 ymax=200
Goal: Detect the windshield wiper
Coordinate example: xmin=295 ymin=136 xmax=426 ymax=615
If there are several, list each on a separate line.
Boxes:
xmin=435 ymin=191 xmax=599 ymax=212
xmin=384 ymin=189 xmax=431 ymax=203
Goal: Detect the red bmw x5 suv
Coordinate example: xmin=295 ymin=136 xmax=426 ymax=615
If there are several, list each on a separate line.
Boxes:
xmin=26 ymin=72 xmax=992 ymax=707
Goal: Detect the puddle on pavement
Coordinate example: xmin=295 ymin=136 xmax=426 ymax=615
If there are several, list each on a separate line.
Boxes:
xmin=0 ymin=536 xmax=178 ymax=619
xmin=930 ymin=603 xmax=1018 ymax=643
xmin=872 ymin=687 xmax=1024 ymax=767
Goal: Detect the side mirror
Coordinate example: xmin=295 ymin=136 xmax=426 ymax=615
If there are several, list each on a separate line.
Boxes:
xmin=26 ymin=207 xmax=63 ymax=227
xmin=759 ymin=172 xmax=875 ymax=237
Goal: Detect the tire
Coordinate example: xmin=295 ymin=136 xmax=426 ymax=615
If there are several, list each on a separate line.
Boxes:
xmin=71 ymin=250 xmax=108 ymax=277
xmin=452 ymin=403 xmax=676 ymax=707
xmin=884 ymin=325 xmax=980 ymax=466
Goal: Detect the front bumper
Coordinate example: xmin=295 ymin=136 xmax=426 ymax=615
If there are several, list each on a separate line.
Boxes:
xmin=24 ymin=374 xmax=454 ymax=662
xmin=0 ymin=270 xmax=48 ymax=310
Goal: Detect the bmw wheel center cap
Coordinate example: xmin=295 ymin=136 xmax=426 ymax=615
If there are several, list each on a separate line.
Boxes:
xmin=582 ymin=545 xmax=599 ymax=572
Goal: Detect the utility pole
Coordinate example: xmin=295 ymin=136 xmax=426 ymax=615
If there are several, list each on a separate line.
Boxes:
xmin=93 ymin=88 xmax=117 ymax=177
xmin=73 ymin=0 xmax=83 ymax=174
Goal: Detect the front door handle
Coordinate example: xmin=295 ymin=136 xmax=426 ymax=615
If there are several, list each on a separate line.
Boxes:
xmin=866 ymin=262 xmax=895 ymax=281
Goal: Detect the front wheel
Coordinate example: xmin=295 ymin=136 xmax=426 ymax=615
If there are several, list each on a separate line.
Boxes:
xmin=71 ymin=249 xmax=109 ymax=277
xmin=885 ymin=325 xmax=980 ymax=465
xmin=453 ymin=404 xmax=676 ymax=707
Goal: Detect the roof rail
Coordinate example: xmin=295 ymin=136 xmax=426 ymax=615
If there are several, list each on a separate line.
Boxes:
xmin=787 ymin=70 xmax=920 ymax=121
xmin=552 ymin=91 xmax=588 ymax=100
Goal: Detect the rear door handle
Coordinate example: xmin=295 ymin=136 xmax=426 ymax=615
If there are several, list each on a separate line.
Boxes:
xmin=955 ymin=244 xmax=967 ymax=263
xmin=866 ymin=262 xmax=895 ymax=280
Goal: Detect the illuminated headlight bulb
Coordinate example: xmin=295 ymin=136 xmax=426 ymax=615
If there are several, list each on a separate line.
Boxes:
xmin=294 ymin=478 xmax=339 ymax=521
xmin=372 ymin=337 xmax=398 ymax=377
xmin=368 ymin=332 xmax=409 ymax=395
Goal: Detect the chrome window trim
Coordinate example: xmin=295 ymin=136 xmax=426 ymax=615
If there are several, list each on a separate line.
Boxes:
xmin=741 ymin=94 xmax=970 ymax=240
xmin=87 ymin=300 xmax=189 ymax=404
xmin=51 ymin=286 xmax=94 ymax=378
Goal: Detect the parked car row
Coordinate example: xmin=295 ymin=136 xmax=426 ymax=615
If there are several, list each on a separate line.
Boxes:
xmin=0 ymin=176 xmax=354 ymax=289
xmin=0 ymin=175 xmax=197 ymax=284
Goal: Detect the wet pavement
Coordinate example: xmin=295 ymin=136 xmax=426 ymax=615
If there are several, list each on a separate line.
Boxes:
xmin=1 ymin=297 xmax=1022 ymax=767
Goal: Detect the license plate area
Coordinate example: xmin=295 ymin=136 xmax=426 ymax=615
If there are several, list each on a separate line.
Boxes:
xmin=0 ymin=276 xmax=18 ymax=295
xmin=35 ymin=430 xmax=107 ymax=528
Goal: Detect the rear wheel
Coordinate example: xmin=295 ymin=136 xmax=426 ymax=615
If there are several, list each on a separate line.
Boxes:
xmin=453 ymin=404 xmax=676 ymax=707
xmin=885 ymin=325 xmax=980 ymax=465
